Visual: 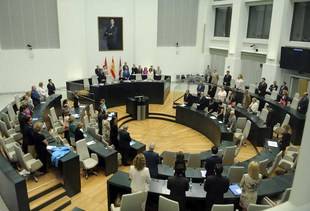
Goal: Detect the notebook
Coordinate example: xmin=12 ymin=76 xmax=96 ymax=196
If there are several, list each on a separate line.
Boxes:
xmin=267 ymin=140 xmax=278 ymax=148
xmin=229 ymin=184 xmax=242 ymax=196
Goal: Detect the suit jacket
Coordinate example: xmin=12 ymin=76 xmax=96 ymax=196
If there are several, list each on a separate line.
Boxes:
xmin=258 ymin=82 xmax=267 ymax=97
xmin=118 ymin=129 xmax=131 ymax=150
xmin=223 ymin=74 xmax=232 ymax=87
xmin=167 ymin=176 xmax=189 ymax=211
xmin=197 ymin=83 xmax=205 ymax=93
xmin=208 ymin=86 xmax=217 ymax=98
xmin=279 ymin=85 xmax=288 ymax=96
xmin=47 ymin=83 xmax=56 ymax=96
xmin=143 ymin=150 xmax=160 ymax=178
xmin=279 ymin=133 xmax=291 ymax=152
xmin=197 ymin=96 xmax=209 ymax=110
xmin=204 ymin=175 xmax=229 ymax=204
xmin=205 ymin=155 xmax=222 ymax=176
xmin=298 ymin=96 xmax=309 ymax=114
xmin=74 ymin=128 xmax=84 ymax=142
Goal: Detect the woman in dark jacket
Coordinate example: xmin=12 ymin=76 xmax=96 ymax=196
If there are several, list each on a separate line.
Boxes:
xmin=33 ymin=121 xmax=49 ymax=173
xmin=110 ymin=116 xmax=119 ymax=150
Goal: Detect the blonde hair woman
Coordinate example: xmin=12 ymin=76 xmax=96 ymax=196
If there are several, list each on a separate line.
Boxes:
xmin=239 ymin=161 xmax=262 ymax=210
xmin=129 ymin=153 xmax=151 ymax=193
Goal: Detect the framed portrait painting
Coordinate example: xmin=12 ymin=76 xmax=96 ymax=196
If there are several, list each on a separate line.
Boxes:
xmin=98 ymin=17 xmax=123 ymax=51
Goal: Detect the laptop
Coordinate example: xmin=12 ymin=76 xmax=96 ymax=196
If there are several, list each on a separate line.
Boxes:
xmin=229 ymin=184 xmax=242 ymax=196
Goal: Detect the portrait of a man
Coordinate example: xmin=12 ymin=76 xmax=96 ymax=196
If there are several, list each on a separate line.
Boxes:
xmin=98 ymin=17 xmax=123 ymax=51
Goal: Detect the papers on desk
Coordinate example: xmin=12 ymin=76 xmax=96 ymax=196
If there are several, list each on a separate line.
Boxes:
xmin=130 ymin=140 xmax=136 ymax=146
xmin=229 ymin=184 xmax=242 ymax=196
xmin=210 ymin=116 xmax=217 ymax=120
xmin=267 ymin=140 xmax=278 ymax=148
xmin=218 ymin=120 xmax=223 ymax=123
xmin=86 ymin=141 xmax=96 ymax=146
xmin=72 ymin=113 xmax=80 ymax=119
xmin=46 ymin=145 xmax=56 ymax=150
xmin=200 ymin=170 xmax=207 ymax=177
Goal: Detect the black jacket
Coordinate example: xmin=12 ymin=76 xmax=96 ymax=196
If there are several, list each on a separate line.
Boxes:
xmin=204 ymin=175 xmax=229 ymax=205
xmin=143 ymin=150 xmax=160 ymax=178
xmin=47 ymin=83 xmax=56 ymax=96
xmin=298 ymin=96 xmax=309 ymax=114
xmin=223 ymin=74 xmax=232 ymax=87
xmin=258 ymin=82 xmax=267 ymax=97
xmin=74 ymin=128 xmax=84 ymax=142
xmin=118 ymin=129 xmax=131 ymax=150
xmin=167 ymin=175 xmax=189 ymax=211
xmin=205 ymin=155 xmax=222 ymax=176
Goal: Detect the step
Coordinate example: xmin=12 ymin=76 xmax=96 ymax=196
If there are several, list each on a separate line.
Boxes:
xmin=41 ymin=196 xmax=71 ymax=211
xmin=30 ymin=187 xmax=67 ymax=211
xmin=28 ymin=180 xmax=62 ymax=202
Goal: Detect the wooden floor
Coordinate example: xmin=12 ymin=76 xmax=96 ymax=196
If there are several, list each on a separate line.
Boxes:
xmin=27 ymin=92 xmax=259 ymax=211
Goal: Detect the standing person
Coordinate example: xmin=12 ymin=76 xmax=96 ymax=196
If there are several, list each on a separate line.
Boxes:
xmin=143 ymin=144 xmax=160 ymax=178
xmin=242 ymin=90 xmax=252 ymax=109
xmin=265 ymin=104 xmax=277 ymax=138
xmin=31 ymin=86 xmax=41 ymax=107
xmin=37 ymin=82 xmax=47 ymax=101
xmin=23 ymin=116 xmax=35 ymax=157
xmin=235 ymin=74 xmax=245 ymax=90
xmin=74 ymin=123 xmax=84 ymax=142
xmin=223 ymin=70 xmax=232 ymax=87
xmin=257 ymin=78 xmax=268 ymax=97
xmin=97 ymin=108 xmax=105 ymax=135
xmin=68 ymin=116 xmax=76 ymax=140
xmin=110 ymin=116 xmax=119 ymax=149
xmin=131 ymin=64 xmax=138 ymax=75
xmin=23 ymin=92 xmax=34 ymax=111
xmin=122 ymin=62 xmax=130 ymax=79
xmin=279 ymin=90 xmax=289 ymax=106
xmin=204 ymin=164 xmax=229 ymax=211
xmin=197 ymin=81 xmax=205 ymax=94
xmin=216 ymin=87 xmax=227 ymax=102
xmin=205 ymin=146 xmax=222 ymax=176
xmin=95 ymin=65 xmax=106 ymax=83
xmin=278 ymin=125 xmax=291 ymax=156
xmin=118 ymin=125 xmax=132 ymax=165
xmin=174 ymin=151 xmax=186 ymax=177
xmin=129 ymin=154 xmax=151 ymax=210
xmin=155 ymin=66 xmax=162 ymax=76
xmin=33 ymin=121 xmax=49 ymax=173
xmin=102 ymin=114 xmax=111 ymax=144
xmin=297 ymin=92 xmax=309 ymax=114
xmin=47 ymin=79 xmax=56 ymax=96
xmin=239 ymin=161 xmax=262 ymax=210
xmin=167 ymin=167 xmax=189 ymax=211
xmin=211 ymin=70 xmax=219 ymax=85
xmin=100 ymin=99 xmax=107 ymax=113
xmin=227 ymin=110 xmax=237 ymax=132
xmin=278 ymin=81 xmax=289 ymax=100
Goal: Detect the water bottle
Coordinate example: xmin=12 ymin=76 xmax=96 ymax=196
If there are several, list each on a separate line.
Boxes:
xmin=189 ymin=178 xmax=193 ymax=191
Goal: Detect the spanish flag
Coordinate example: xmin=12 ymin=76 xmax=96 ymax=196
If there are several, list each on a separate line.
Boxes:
xmin=119 ymin=58 xmax=122 ymax=78
xmin=110 ymin=57 xmax=116 ymax=79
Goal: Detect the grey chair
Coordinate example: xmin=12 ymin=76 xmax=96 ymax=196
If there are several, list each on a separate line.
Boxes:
xmin=0 ymin=137 xmax=17 ymax=162
xmin=222 ymin=146 xmax=237 ymax=165
xmin=13 ymin=143 xmax=43 ymax=182
xmin=263 ymin=188 xmax=291 ymax=207
xmin=211 ymin=204 xmax=234 ymax=211
xmin=0 ymin=120 xmax=22 ymax=141
xmin=76 ymin=139 xmax=98 ymax=179
xmin=162 ymin=152 xmax=176 ymax=167
xmin=248 ymin=204 xmax=271 ymax=211
xmin=258 ymin=158 xmax=270 ymax=177
xmin=267 ymin=151 xmax=282 ymax=176
xmin=187 ymin=154 xmax=201 ymax=168
xmin=259 ymin=108 xmax=269 ymax=123
xmin=273 ymin=114 xmax=290 ymax=137
xmin=234 ymin=120 xmax=251 ymax=146
xmin=158 ymin=195 xmax=179 ymax=211
xmin=227 ymin=166 xmax=245 ymax=183
xmin=110 ymin=191 xmax=147 ymax=211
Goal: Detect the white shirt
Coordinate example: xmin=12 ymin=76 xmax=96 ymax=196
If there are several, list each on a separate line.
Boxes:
xmin=129 ymin=166 xmax=151 ymax=193
xmin=235 ymin=79 xmax=244 ymax=90
xmin=249 ymin=102 xmax=259 ymax=113
xmin=217 ymin=90 xmax=227 ymax=102
xmin=37 ymin=86 xmax=47 ymax=97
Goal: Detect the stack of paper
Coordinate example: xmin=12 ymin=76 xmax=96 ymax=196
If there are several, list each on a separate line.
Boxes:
xmin=86 ymin=141 xmax=96 ymax=146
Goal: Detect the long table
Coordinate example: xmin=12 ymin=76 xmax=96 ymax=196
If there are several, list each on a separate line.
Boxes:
xmin=66 ymin=76 xmax=171 ymax=108
xmin=175 ymin=106 xmax=233 ymax=146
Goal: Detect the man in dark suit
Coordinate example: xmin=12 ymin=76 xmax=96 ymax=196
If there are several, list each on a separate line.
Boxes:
xmin=205 ymin=146 xmax=222 ymax=176
xmin=208 ymin=85 xmax=217 ymax=98
xmin=297 ymin=92 xmax=309 ymax=114
xmin=223 ymin=70 xmax=232 ymax=87
xmin=118 ymin=125 xmax=131 ymax=165
xmin=197 ymin=93 xmax=210 ymax=111
xmin=197 ymin=81 xmax=205 ymax=94
xmin=131 ymin=64 xmax=138 ymax=75
xmin=184 ymin=90 xmax=194 ymax=106
xmin=167 ymin=168 xmax=189 ymax=211
xmin=95 ymin=65 xmax=106 ymax=83
xmin=257 ymin=78 xmax=268 ymax=97
xmin=143 ymin=144 xmax=160 ymax=178
xmin=265 ymin=104 xmax=277 ymax=138
xmin=47 ymin=79 xmax=56 ymax=96
xmin=204 ymin=164 xmax=230 ymax=211
xmin=104 ymin=19 xmax=118 ymax=50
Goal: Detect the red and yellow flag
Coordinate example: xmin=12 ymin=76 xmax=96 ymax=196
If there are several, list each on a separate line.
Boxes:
xmin=119 ymin=58 xmax=122 ymax=78
xmin=110 ymin=57 xmax=116 ymax=79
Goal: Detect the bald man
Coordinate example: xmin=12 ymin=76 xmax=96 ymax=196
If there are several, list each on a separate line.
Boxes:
xmin=143 ymin=144 xmax=160 ymax=178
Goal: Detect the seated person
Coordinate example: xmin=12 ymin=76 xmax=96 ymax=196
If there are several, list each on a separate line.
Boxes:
xmin=208 ymin=99 xmax=219 ymax=114
xmin=62 ymin=99 xmax=71 ymax=117
xmin=183 ymin=90 xmax=193 ymax=106
xmin=208 ymin=85 xmax=217 ymax=98
xmin=122 ymin=62 xmax=130 ymax=79
xmin=242 ymin=89 xmax=252 ymax=109
xmin=216 ymin=87 xmax=227 ymax=103
xmin=257 ymin=77 xmax=267 ymax=97
xmin=205 ymin=146 xmax=222 ymax=176
xmin=278 ymin=81 xmax=288 ymax=101
xmin=197 ymin=93 xmax=210 ymax=111
xmin=174 ymin=151 xmax=186 ymax=177
xmin=279 ymin=90 xmax=289 ymax=106
xmin=100 ymin=98 xmax=107 ymax=112
xmin=297 ymin=92 xmax=309 ymax=114
xmin=118 ymin=124 xmax=132 ymax=165
xmin=197 ymin=81 xmax=205 ymax=94
xmin=269 ymin=81 xmax=278 ymax=92
xmin=74 ymin=122 xmax=84 ymax=142
xmin=227 ymin=110 xmax=237 ymax=132
xmin=248 ymin=98 xmax=259 ymax=113
xmin=278 ymin=125 xmax=291 ymax=156
xmin=216 ymin=102 xmax=224 ymax=120
xmin=224 ymin=105 xmax=232 ymax=123
xmin=131 ymin=64 xmax=138 ymax=75
xmin=31 ymin=85 xmax=41 ymax=107
xmin=204 ymin=164 xmax=229 ymax=211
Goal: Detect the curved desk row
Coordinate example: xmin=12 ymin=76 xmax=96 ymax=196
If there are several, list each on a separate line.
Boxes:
xmin=66 ymin=76 xmax=171 ymax=108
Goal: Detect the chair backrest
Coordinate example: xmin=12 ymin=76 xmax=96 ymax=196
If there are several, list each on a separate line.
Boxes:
xmin=89 ymin=104 xmax=96 ymax=118
xmin=83 ymin=115 xmax=90 ymax=128
xmin=76 ymin=139 xmax=90 ymax=161
xmin=259 ymin=108 xmax=269 ymax=123
xmin=236 ymin=117 xmax=247 ymax=131
xmin=87 ymin=126 xmax=103 ymax=142
xmin=270 ymin=91 xmax=278 ymax=101
xmin=49 ymin=107 xmax=58 ymax=123
xmin=119 ymin=191 xmax=147 ymax=211
xmin=211 ymin=204 xmax=234 ymax=211
xmin=242 ymin=120 xmax=251 ymax=139
xmin=279 ymin=188 xmax=291 ymax=204
xmin=7 ymin=104 xmax=16 ymax=122
xmin=227 ymin=166 xmax=245 ymax=183
xmin=83 ymin=78 xmax=90 ymax=90
xmin=222 ymin=146 xmax=236 ymax=165
xmin=281 ymin=114 xmax=290 ymax=127
xmin=187 ymin=154 xmax=201 ymax=169
xmin=91 ymin=75 xmax=98 ymax=85
xmin=259 ymin=158 xmax=270 ymax=177
xmin=248 ymin=204 xmax=271 ymax=211
xmin=13 ymin=143 xmax=28 ymax=170
xmin=14 ymin=95 xmax=21 ymax=110
xmin=0 ymin=112 xmax=12 ymax=129
xmin=289 ymin=97 xmax=299 ymax=110
xmin=162 ymin=152 xmax=176 ymax=167
xmin=0 ymin=120 xmax=10 ymax=138
xmin=158 ymin=195 xmax=179 ymax=211
xmin=268 ymin=151 xmax=282 ymax=175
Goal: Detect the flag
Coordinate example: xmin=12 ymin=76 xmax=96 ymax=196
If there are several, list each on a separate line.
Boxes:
xmin=119 ymin=58 xmax=122 ymax=78
xmin=103 ymin=57 xmax=108 ymax=69
xmin=110 ymin=57 xmax=116 ymax=79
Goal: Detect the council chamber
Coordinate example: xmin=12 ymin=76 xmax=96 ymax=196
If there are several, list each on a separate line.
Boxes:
xmin=0 ymin=0 xmax=310 ymax=211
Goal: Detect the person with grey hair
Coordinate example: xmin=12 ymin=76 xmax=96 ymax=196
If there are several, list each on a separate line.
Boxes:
xmin=227 ymin=110 xmax=237 ymax=132
xmin=143 ymin=143 xmax=160 ymax=178
xmin=118 ymin=124 xmax=132 ymax=165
